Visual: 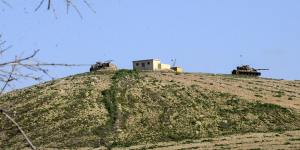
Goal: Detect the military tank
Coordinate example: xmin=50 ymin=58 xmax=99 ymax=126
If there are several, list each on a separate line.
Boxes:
xmin=232 ymin=65 xmax=268 ymax=77
xmin=90 ymin=61 xmax=117 ymax=72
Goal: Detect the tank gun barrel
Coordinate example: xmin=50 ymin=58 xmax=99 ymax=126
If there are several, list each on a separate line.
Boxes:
xmin=256 ymin=69 xmax=269 ymax=70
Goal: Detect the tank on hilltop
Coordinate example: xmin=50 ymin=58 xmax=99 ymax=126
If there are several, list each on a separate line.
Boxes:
xmin=90 ymin=61 xmax=117 ymax=72
xmin=232 ymin=65 xmax=269 ymax=77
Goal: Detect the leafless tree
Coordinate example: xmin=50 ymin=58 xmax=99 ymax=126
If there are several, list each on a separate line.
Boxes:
xmin=1 ymin=0 xmax=95 ymax=18
xmin=37 ymin=0 xmax=96 ymax=18
xmin=0 ymin=36 xmax=88 ymax=95
xmin=1 ymin=1 xmax=95 ymax=148
xmin=0 ymin=35 xmax=42 ymax=149
xmin=0 ymin=35 xmax=89 ymax=149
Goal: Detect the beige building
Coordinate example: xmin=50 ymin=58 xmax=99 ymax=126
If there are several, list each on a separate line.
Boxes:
xmin=171 ymin=66 xmax=184 ymax=73
xmin=132 ymin=59 xmax=171 ymax=71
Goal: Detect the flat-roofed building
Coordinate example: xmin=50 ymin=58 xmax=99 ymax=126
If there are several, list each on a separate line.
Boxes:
xmin=132 ymin=59 xmax=171 ymax=71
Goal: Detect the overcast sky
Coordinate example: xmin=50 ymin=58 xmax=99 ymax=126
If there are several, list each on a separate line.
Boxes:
xmin=1 ymin=0 xmax=300 ymax=88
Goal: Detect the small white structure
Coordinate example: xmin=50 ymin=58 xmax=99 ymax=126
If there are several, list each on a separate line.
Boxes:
xmin=132 ymin=59 xmax=171 ymax=71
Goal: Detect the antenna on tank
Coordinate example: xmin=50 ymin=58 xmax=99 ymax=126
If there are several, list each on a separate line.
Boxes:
xmin=239 ymin=54 xmax=243 ymax=65
xmin=171 ymin=59 xmax=177 ymax=67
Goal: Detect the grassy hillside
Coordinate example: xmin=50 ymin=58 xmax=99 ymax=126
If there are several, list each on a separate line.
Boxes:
xmin=0 ymin=70 xmax=300 ymax=149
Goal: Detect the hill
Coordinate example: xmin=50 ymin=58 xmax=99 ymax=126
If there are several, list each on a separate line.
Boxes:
xmin=0 ymin=70 xmax=300 ymax=149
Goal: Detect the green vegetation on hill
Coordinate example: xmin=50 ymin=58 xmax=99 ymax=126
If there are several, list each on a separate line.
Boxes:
xmin=0 ymin=70 xmax=300 ymax=149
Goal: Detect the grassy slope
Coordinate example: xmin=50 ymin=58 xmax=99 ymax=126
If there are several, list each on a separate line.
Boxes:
xmin=0 ymin=70 xmax=300 ymax=149
xmin=120 ymin=130 xmax=300 ymax=150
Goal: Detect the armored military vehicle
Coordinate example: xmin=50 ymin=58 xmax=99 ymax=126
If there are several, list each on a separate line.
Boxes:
xmin=232 ymin=65 xmax=268 ymax=77
xmin=90 ymin=61 xmax=117 ymax=72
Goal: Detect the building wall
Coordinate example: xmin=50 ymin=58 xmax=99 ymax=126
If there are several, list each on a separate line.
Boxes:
xmin=159 ymin=63 xmax=171 ymax=70
xmin=133 ymin=59 xmax=161 ymax=71
xmin=152 ymin=60 xmax=161 ymax=71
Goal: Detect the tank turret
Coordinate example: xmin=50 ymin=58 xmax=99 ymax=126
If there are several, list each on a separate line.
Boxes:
xmin=90 ymin=61 xmax=117 ymax=72
xmin=232 ymin=65 xmax=269 ymax=77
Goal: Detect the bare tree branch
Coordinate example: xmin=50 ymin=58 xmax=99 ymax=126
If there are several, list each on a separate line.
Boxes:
xmin=0 ymin=63 xmax=16 ymax=94
xmin=0 ymin=35 xmax=90 ymax=95
xmin=83 ymin=0 xmax=96 ymax=13
xmin=34 ymin=0 xmax=95 ymax=18
xmin=69 ymin=1 xmax=83 ymax=19
xmin=0 ymin=50 xmax=39 ymax=67
xmin=0 ymin=109 xmax=36 ymax=150
xmin=48 ymin=0 xmax=51 ymax=10
xmin=0 ymin=0 xmax=12 ymax=8
xmin=35 ymin=0 xmax=46 ymax=12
